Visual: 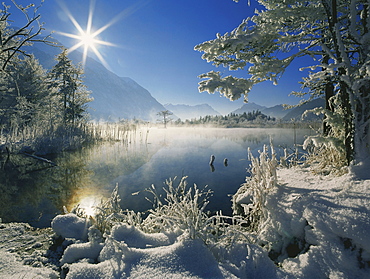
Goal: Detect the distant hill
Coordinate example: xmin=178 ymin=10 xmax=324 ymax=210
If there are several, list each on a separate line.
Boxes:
xmin=232 ymin=102 xmax=267 ymax=114
xmin=231 ymin=100 xmax=325 ymax=121
xmin=164 ymin=104 xmax=221 ymax=121
xmin=26 ymin=42 xmax=165 ymax=121
xmin=262 ymin=104 xmax=293 ymax=119
xmin=232 ymin=102 xmax=292 ymax=119
xmin=282 ymin=98 xmax=325 ymax=121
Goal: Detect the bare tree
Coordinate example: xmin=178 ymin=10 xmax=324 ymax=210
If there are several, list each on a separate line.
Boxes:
xmin=157 ymin=110 xmax=173 ymax=128
xmin=0 ymin=0 xmax=54 ymax=71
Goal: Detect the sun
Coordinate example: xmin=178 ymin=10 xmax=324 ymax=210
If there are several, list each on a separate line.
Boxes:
xmin=79 ymin=30 xmax=96 ymax=49
xmin=57 ymin=0 xmax=117 ymax=68
xmin=57 ymin=0 xmax=150 ymax=68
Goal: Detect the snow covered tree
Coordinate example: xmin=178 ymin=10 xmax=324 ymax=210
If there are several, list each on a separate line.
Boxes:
xmin=13 ymin=56 xmax=49 ymax=121
xmin=0 ymin=55 xmax=54 ymax=141
xmin=9 ymin=55 xmax=50 ymax=135
xmin=195 ymin=0 xmax=370 ymax=167
xmin=0 ymin=1 xmax=54 ymax=142
xmin=50 ymin=48 xmax=92 ymax=127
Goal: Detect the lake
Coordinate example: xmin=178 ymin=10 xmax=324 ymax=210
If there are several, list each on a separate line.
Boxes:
xmin=0 ymin=127 xmax=313 ymax=227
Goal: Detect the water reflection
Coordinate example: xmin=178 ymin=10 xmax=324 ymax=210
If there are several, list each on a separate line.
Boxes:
xmin=0 ymin=153 xmax=59 ymax=227
xmin=111 ymin=127 xmax=312 ymax=216
xmin=0 ymin=127 xmax=312 ymax=227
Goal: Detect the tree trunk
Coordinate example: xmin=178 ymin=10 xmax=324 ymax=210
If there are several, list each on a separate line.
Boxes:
xmin=338 ymin=76 xmax=353 ymax=165
xmin=323 ymin=54 xmax=334 ymax=136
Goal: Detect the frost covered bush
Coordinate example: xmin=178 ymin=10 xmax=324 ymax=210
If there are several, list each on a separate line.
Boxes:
xmin=141 ymin=176 xmax=212 ymax=240
xmin=92 ymin=184 xmax=126 ymax=234
xmin=232 ymin=144 xmax=278 ymax=231
xmin=61 ymin=177 xmax=251 ymax=248
xmin=279 ymin=147 xmax=301 ymax=168
xmin=65 ymin=184 xmax=143 ymax=238
xmin=141 ymin=177 xmax=257 ymax=263
xmin=302 ymin=100 xmax=348 ymax=175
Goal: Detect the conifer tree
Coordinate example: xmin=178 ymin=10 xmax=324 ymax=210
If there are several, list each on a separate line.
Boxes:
xmin=50 ymin=48 xmax=92 ymax=127
xmin=12 ymin=55 xmax=49 ymax=127
xmin=0 ymin=55 xmax=52 ymax=140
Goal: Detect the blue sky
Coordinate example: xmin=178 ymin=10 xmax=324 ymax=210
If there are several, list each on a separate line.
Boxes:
xmin=11 ymin=0 xmax=309 ymax=114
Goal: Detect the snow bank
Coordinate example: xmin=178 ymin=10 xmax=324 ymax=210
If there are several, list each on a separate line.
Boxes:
xmin=61 ymin=164 xmax=370 ymax=279
xmin=51 ymin=213 xmax=90 ymax=241
xmin=110 ymin=224 xmax=178 ymax=248
xmin=0 ymin=250 xmax=58 ymax=278
xmin=63 ymin=228 xmax=278 ymax=279
xmin=48 ymin=217 xmax=280 ymax=278
xmin=0 ymin=223 xmax=58 ymax=278
xmin=257 ymin=167 xmax=370 ymax=278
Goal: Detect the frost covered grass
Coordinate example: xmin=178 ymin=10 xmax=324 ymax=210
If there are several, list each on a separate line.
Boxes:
xmin=0 ymin=121 xmax=141 ymax=155
xmin=87 ymin=122 xmax=145 ymax=143
xmin=65 ymin=177 xmax=252 ymax=254
xmin=232 ymin=144 xmax=278 ymax=231
xmin=142 ymin=177 xmax=212 ymax=238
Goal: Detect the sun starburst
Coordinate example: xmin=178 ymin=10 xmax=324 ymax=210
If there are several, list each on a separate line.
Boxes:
xmin=57 ymin=0 xmax=117 ymax=68
xmin=57 ymin=0 xmax=151 ymax=68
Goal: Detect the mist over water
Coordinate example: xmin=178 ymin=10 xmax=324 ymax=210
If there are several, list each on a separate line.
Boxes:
xmin=111 ymin=127 xmax=312 ymax=215
xmin=0 ymin=127 xmax=312 ymax=227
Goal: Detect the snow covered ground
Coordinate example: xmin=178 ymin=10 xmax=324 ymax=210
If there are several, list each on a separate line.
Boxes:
xmin=0 ymin=166 xmax=369 ymax=278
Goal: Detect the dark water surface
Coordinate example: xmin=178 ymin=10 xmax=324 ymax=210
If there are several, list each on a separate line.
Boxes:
xmin=0 ymin=127 xmax=313 ymax=227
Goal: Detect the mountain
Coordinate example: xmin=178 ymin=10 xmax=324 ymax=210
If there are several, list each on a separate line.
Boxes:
xmin=261 ymin=104 xmax=293 ymax=119
xmin=27 ymin=42 xmax=165 ymax=121
xmin=164 ymin=104 xmax=221 ymax=120
xmin=282 ymin=98 xmax=325 ymax=121
xmin=232 ymin=102 xmax=267 ymax=114
xmin=231 ymin=99 xmax=325 ymax=121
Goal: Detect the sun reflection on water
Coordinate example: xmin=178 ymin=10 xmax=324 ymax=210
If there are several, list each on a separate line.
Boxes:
xmin=77 ymin=196 xmax=101 ymax=217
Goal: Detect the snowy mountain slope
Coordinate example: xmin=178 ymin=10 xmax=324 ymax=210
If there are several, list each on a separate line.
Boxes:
xmin=82 ymin=58 xmax=165 ymax=121
xmin=282 ymin=98 xmax=325 ymax=121
xmin=164 ymin=103 xmax=221 ymax=120
xmin=26 ymin=43 xmax=166 ymax=121
xmin=262 ymin=104 xmax=292 ymax=119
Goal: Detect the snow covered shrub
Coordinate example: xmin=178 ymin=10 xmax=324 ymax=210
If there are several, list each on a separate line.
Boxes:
xmin=92 ymin=184 xmax=124 ymax=234
xmin=232 ymin=144 xmax=278 ymax=231
xmin=204 ymin=213 xmax=255 ymax=261
xmin=279 ymin=147 xmax=302 ymax=168
xmin=303 ymin=101 xmax=348 ymax=175
xmin=92 ymin=185 xmax=144 ymax=236
xmin=142 ymin=176 xmax=212 ymax=240
xmin=142 ymin=176 xmax=254 ymax=262
xmin=65 ymin=184 xmax=143 ymax=238
xmin=51 ymin=213 xmax=90 ymax=241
